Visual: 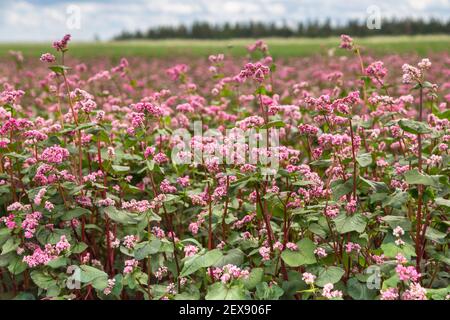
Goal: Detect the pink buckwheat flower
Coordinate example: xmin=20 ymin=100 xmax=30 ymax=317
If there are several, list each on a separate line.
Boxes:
xmin=123 ymin=259 xmax=138 ymax=274
xmin=160 ymin=179 xmax=177 ymax=194
xmin=322 ymin=283 xmax=343 ymax=299
xmin=302 ymin=272 xmax=316 ymax=285
xmin=176 ymin=175 xmax=190 ymax=187
xmin=53 ymin=34 xmax=71 ymax=51
xmin=259 ymin=246 xmax=271 ymax=261
xmin=155 ymin=266 xmax=168 ymax=280
xmin=55 ymin=235 xmax=71 ymax=254
xmin=345 ymin=242 xmax=361 ymax=254
xmin=345 ymin=199 xmax=358 ymax=214
xmin=41 ymin=145 xmax=70 ymax=164
xmin=123 ymin=235 xmax=138 ymax=249
xmin=34 ymin=187 xmax=47 ymax=205
xmin=286 ymin=242 xmax=298 ymax=251
xmin=103 ymin=278 xmax=116 ymax=295
xmin=21 ymin=211 xmax=42 ymax=238
xmin=339 ymin=34 xmax=354 ymax=50
xmin=402 ymin=282 xmax=427 ymax=300
xmin=40 ymin=53 xmax=56 ymax=63
xmin=44 ymin=201 xmax=54 ymax=212
xmin=154 ymin=152 xmax=169 ymax=165
xmin=393 ymin=226 xmax=405 ymax=237
xmin=380 ymin=288 xmax=399 ymax=300
xmin=152 ymin=226 xmax=165 ymax=239
xmin=396 ymin=253 xmax=408 ymax=265
xmin=314 ymin=247 xmax=327 ymax=258
xmin=365 ymin=61 xmax=387 ymax=80
xmin=274 ymin=241 xmax=284 ymax=251
xmin=183 ymin=245 xmax=199 ymax=257
xmin=395 ymin=264 xmax=421 ymax=282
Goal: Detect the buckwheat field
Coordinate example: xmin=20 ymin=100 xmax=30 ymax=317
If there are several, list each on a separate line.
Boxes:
xmin=0 ymin=34 xmax=448 ymax=300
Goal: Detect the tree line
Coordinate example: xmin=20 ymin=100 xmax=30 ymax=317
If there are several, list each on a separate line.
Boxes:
xmin=114 ymin=18 xmax=450 ymax=40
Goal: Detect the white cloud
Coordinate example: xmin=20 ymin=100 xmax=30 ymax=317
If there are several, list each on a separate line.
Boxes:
xmin=0 ymin=0 xmax=448 ymax=42
xmin=265 ymin=3 xmax=287 ymax=15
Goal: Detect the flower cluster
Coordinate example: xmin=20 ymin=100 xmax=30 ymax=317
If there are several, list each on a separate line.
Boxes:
xmin=208 ymin=264 xmax=250 ymax=284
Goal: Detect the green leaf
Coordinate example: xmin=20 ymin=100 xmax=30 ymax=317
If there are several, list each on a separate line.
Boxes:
xmin=435 ymin=197 xmax=450 ymax=207
xmin=111 ymin=274 xmax=124 ymax=297
xmin=292 ymin=180 xmax=314 ymax=187
xmin=255 ymin=282 xmax=284 ymax=300
xmin=180 ymin=249 xmax=223 ymax=277
xmin=80 ymin=265 xmax=108 ymax=290
xmin=310 ymin=159 xmax=332 ymax=167
xmin=426 ymin=288 xmax=449 ymax=300
xmin=331 ymin=179 xmax=353 ymax=201
xmin=255 ymin=85 xmax=268 ymax=95
xmin=174 ymin=285 xmax=200 ymax=300
xmin=315 ymin=266 xmax=345 ymax=287
xmin=60 ymin=207 xmax=91 ymax=221
xmin=333 ymin=213 xmax=367 ymax=234
xmin=243 ymin=268 xmax=264 ymax=290
xmin=432 ymin=253 xmax=450 ymax=266
xmin=382 ymin=190 xmax=408 ymax=209
xmin=13 ymin=292 xmax=36 ymax=300
xmin=103 ymin=206 xmax=141 ymax=225
xmin=80 ymin=265 xmax=107 ymax=282
xmin=404 ymin=169 xmax=441 ymax=188
xmin=382 ymin=274 xmax=399 ymax=290
xmin=72 ymin=242 xmax=88 ymax=254
xmin=36 ymin=228 xmax=71 ymax=245
xmin=49 ymin=65 xmax=71 ymax=75
xmin=437 ymin=109 xmax=450 ymax=121
xmin=356 ymin=153 xmax=372 ymax=167
xmin=46 ymin=257 xmax=68 ymax=269
xmin=346 ymin=278 xmax=377 ymax=300
xmin=381 ymin=215 xmax=411 ymax=231
xmin=281 ymin=238 xmax=316 ymax=267
xmin=0 ymin=228 xmax=11 ymax=239
xmin=3 ymin=152 xmax=27 ymax=160
xmin=111 ymin=165 xmax=131 ymax=174
xmin=205 ymin=283 xmax=248 ymax=300
xmin=133 ymin=239 xmax=161 ymax=260
xmin=7 ymin=259 xmax=27 ymax=275
xmin=1 ymin=237 xmax=20 ymax=255
xmin=75 ymin=122 xmax=97 ymax=131
xmin=261 ymin=120 xmax=285 ymax=129
xmin=213 ymin=248 xmax=244 ymax=267
xmin=381 ymin=242 xmax=416 ymax=259
xmin=308 ymin=223 xmax=328 ymax=238
xmin=398 ymin=119 xmax=432 ymax=134
xmin=30 ymin=271 xmax=57 ymax=289
xmin=360 ymin=176 xmax=389 ymax=193
xmin=146 ymin=160 xmax=155 ymax=172
xmin=425 ymin=227 xmax=447 ymax=243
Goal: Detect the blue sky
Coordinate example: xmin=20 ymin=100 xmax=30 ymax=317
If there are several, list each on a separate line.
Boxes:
xmin=0 ymin=0 xmax=449 ymax=42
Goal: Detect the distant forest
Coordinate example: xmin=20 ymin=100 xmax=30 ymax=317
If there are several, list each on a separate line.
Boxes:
xmin=114 ymin=18 xmax=450 ymax=40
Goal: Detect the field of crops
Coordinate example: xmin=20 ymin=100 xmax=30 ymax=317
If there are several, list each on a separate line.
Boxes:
xmin=1 ymin=35 xmax=449 ymax=59
xmin=0 ymin=34 xmax=448 ymax=300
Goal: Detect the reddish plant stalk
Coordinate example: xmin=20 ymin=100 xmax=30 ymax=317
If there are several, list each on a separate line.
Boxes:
xmin=415 ymin=85 xmax=424 ymax=271
xmin=207 ymin=181 xmax=214 ymax=250
xmin=255 ymin=186 xmax=274 ymax=252
xmin=348 ymin=119 xmax=358 ymax=200
xmin=221 ymin=175 xmax=230 ymax=242
xmin=62 ymin=70 xmax=83 ymax=182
